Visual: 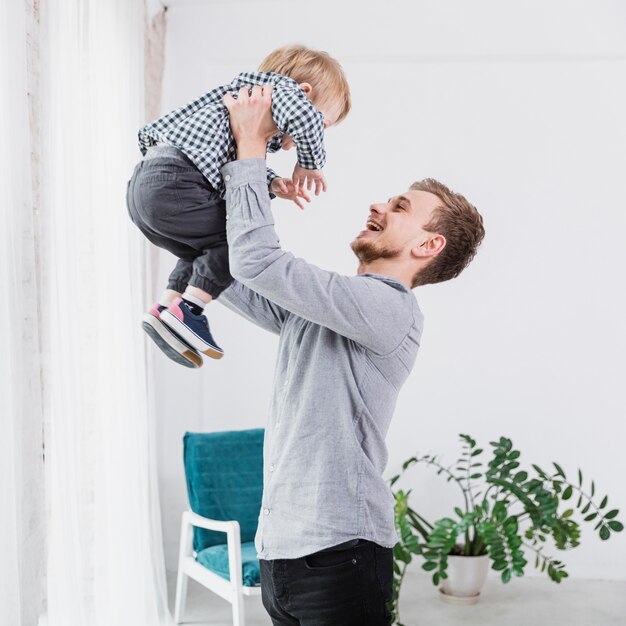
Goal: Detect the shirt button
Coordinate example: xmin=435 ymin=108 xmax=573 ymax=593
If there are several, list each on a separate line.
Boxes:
xmin=224 ymin=174 xmax=231 ymax=181
xmin=264 ymin=508 xmax=270 ymax=515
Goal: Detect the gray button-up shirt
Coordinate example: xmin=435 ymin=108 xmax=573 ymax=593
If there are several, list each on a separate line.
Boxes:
xmin=220 ymin=159 xmax=424 ymax=560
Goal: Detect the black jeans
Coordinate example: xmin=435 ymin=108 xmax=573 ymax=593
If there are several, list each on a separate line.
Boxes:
xmin=260 ymin=539 xmax=393 ymax=625
xmin=126 ymin=146 xmax=233 ymax=297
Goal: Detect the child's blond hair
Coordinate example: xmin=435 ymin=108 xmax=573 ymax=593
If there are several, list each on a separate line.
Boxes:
xmin=258 ymin=45 xmax=351 ymax=124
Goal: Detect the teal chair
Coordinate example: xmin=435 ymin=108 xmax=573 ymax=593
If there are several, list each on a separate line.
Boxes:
xmin=174 ymin=428 xmax=264 ymax=626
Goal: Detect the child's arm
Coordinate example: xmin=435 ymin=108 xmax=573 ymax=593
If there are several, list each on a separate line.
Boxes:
xmin=271 ymin=82 xmax=326 ymax=172
xmin=269 ymin=177 xmax=311 ymax=210
xmin=291 ymin=164 xmax=327 ymax=197
xmin=266 ymin=166 xmax=279 ymax=190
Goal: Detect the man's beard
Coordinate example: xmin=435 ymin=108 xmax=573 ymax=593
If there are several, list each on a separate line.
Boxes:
xmin=351 ymin=237 xmax=402 ymax=264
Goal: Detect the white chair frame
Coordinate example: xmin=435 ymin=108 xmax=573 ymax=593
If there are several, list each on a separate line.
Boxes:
xmin=174 ymin=509 xmax=262 ymax=626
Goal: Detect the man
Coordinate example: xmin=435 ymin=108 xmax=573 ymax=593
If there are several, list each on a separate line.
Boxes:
xmin=214 ymin=85 xmax=484 ymax=625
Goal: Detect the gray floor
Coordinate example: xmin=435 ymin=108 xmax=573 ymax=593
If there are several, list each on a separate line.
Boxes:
xmin=168 ymin=570 xmax=626 ymax=625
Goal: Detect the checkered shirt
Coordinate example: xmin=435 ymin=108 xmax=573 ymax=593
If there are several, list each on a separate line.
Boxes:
xmin=138 ymin=71 xmax=326 ymax=198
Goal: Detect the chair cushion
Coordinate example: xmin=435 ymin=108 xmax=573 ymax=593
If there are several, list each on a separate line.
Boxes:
xmin=183 ymin=429 xmax=264 ymax=552
xmin=196 ymin=541 xmax=260 ymax=587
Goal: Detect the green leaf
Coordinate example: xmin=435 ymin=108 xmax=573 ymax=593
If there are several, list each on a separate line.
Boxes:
xmin=591 ymin=481 xmax=595 ymax=497
xmin=600 ymin=496 xmax=608 ymax=509
xmin=599 ymin=526 xmax=611 ymax=540
xmin=471 ymin=448 xmax=483 ymax=456
xmin=584 ymin=513 xmax=598 ymax=522
xmin=553 ymin=462 xmax=566 ymax=478
xmin=399 ymin=516 xmax=420 ymax=553
xmin=394 ymin=543 xmax=411 ymax=563
xmin=577 ymin=469 xmax=583 ymax=487
xmin=562 ymin=485 xmax=573 ymax=500
xmin=605 ymin=509 xmax=620 ymax=520
xmin=607 ymin=521 xmax=624 ymax=532
xmin=502 ymin=569 xmax=512 ymax=583
xmin=402 ymin=457 xmax=417 ymax=470
xmin=562 ymin=509 xmax=574 ymax=518
xmin=471 ymin=473 xmax=482 ymax=479
xmin=532 ymin=464 xmax=547 ymax=478
xmin=422 ymin=561 xmax=437 ymax=571
xmin=513 ymin=471 xmax=528 ymax=483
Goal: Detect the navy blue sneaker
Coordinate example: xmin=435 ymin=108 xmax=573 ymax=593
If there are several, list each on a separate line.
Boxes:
xmin=142 ymin=303 xmax=203 ymax=368
xmin=160 ymin=297 xmax=224 ymax=360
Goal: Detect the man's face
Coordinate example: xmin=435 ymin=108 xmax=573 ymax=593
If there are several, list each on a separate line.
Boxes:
xmin=351 ymin=190 xmax=442 ymax=264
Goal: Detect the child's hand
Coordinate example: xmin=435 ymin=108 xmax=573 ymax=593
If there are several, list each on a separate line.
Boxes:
xmin=292 ymin=164 xmax=327 ymax=196
xmin=270 ymin=177 xmax=311 ymax=210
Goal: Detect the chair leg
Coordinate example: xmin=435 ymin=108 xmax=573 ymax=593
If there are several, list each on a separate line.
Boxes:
xmin=231 ymin=591 xmax=245 ymax=626
xmin=174 ymin=516 xmax=193 ymax=624
xmin=174 ymin=568 xmax=188 ymax=624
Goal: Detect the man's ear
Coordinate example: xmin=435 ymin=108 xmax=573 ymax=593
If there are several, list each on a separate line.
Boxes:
xmin=299 ymin=82 xmax=313 ymax=97
xmin=411 ymin=235 xmax=446 ymax=259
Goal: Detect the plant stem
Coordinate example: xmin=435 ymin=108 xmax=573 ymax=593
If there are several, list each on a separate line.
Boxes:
xmin=464 ymin=529 xmax=471 ymax=555
xmin=407 ymin=509 xmax=433 ymax=542
xmin=472 ymin=531 xmax=486 ymax=556
xmin=464 ymin=442 xmax=476 ymax=512
xmin=396 ymin=562 xmax=408 ymax=625
xmin=417 ymin=455 xmax=471 ymax=513
xmin=407 ymin=507 xmax=435 ymax=531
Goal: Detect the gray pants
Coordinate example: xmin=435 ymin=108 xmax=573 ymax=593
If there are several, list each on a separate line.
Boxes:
xmin=126 ymin=145 xmax=232 ymax=297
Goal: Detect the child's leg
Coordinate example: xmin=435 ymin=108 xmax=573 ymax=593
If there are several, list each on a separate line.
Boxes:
xmin=142 ymin=258 xmax=204 ymax=369
xmin=183 ymin=286 xmax=212 ymax=306
xmin=160 ymin=243 xmax=230 ymax=360
xmin=159 ymin=289 xmax=183 ymax=307
xmin=188 ymin=240 xmax=232 ymax=302
xmin=179 ymin=286 xmax=212 ymax=315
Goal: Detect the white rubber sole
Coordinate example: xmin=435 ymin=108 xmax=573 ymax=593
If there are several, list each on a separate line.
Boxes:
xmin=160 ymin=310 xmax=224 ymax=360
xmin=141 ymin=313 xmax=203 ymax=368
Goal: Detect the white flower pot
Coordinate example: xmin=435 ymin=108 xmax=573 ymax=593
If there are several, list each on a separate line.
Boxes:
xmin=439 ymin=553 xmax=490 ymax=605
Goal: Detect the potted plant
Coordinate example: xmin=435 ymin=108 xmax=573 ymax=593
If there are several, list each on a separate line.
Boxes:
xmin=388 ymin=434 xmax=623 ymax=624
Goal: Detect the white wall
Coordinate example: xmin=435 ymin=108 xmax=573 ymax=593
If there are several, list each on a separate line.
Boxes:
xmin=154 ymin=0 xmax=626 ymax=580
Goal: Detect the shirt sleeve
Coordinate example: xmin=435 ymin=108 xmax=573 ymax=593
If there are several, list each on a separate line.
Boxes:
xmin=221 ymin=159 xmax=415 ymax=355
xmin=271 ymin=82 xmax=326 ymax=170
xmin=266 ymin=166 xmax=279 ymax=199
xmin=217 ymin=280 xmax=289 ymax=335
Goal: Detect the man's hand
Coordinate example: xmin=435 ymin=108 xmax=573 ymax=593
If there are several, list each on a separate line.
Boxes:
xmin=292 ymin=164 xmax=328 ymax=196
xmin=223 ymin=84 xmax=277 ymax=160
xmin=270 ymin=177 xmax=311 ymax=210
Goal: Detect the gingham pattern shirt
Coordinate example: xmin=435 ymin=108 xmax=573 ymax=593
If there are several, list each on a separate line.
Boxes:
xmin=138 ymin=71 xmax=326 ymax=198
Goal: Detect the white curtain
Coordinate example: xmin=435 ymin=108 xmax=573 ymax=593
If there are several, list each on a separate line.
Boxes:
xmin=40 ymin=0 xmax=172 ymax=624
xmin=0 ymin=2 xmax=46 ymax=625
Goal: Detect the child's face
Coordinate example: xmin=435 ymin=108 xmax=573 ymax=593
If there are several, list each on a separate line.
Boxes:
xmin=281 ymin=96 xmax=342 ymax=152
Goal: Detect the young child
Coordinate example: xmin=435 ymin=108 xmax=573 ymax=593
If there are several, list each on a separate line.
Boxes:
xmin=126 ymin=45 xmax=351 ymax=368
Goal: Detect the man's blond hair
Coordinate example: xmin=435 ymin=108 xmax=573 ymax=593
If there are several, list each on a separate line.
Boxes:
xmin=259 ymin=45 xmax=351 ymax=123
